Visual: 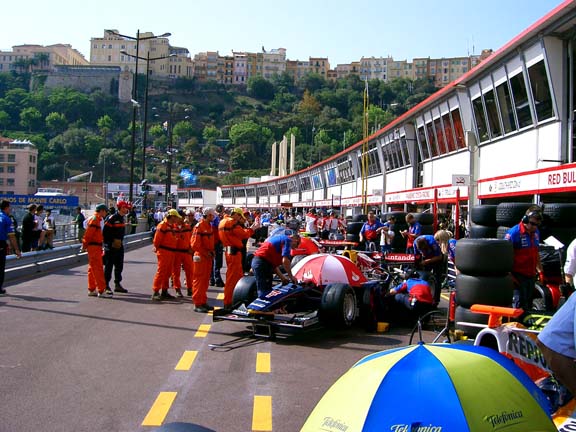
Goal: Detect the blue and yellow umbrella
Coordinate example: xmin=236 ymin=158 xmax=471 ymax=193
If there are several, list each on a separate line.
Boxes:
xmin=301 ymin=343 xmax=556 ymax=432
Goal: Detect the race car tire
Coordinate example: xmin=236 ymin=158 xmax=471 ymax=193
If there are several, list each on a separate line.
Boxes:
xmin=414 ymin=213 xmax=434 ymax=225
xmin=384 ymin=211 xmax=407 ymax=223
xmin=353 ymin=214 xmax=368 ymax=222
xmin=454 ymin=305 xmax=489 ymax=338
xmin=346 ymin=222 xmax=364 ymax=235
xmin=495 ymin=202 xmax=533 ymax=226
xmin=232 ymin=276 xmax=257 ymax=306
xmin=470 ymin=205 xmax=498 ymax=226
xmin=469 ymin=224 xmax=498 ymax=239
xmin=320 ymin=283 xmax=357 ymax=328
xmin=455 ymin=239 xmax=513 ymax=275
xmin=290 ymin=254 xmax=307 ymax=267
xmin=455 ymin=274 xmax=514 ymax=308
xmin=532 ymin=282 xmax=554 ymax=312
xmin=496 ymin=226 xmax=511 ymax=239
xmin=420 ymin=224 xmax=434 ymax=235
xmin=244 ymin=252 xmax=255 ymax=273
xmin=155 ymin=422 xmax=217 ymax=432
xmin=345 ymin=233 xmax=360 ymax=243
xmin=543 ymin=203 xmax=576 ymax=227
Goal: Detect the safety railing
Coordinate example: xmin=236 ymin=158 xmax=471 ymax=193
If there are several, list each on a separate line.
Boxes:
xmin=5 ymin=231 xmax=153 ymax=282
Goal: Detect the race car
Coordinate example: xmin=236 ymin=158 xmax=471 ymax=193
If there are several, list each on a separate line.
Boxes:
xmin=212 ymin=273 xmax=396 ymax=337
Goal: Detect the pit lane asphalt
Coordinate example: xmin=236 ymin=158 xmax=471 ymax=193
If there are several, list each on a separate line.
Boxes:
xmin=0 ymin=245 xmax=443 ymax=432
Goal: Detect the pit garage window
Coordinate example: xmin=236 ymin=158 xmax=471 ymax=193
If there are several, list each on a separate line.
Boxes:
xmin=527 ymin=59 xmax=554 ymax=122
xmin=510 ymin=72 xmax=533 ymax=129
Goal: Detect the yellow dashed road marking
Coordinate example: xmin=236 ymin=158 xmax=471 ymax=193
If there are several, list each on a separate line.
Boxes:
xmin=256 ymin=352 xmax=271 ymax=373
xmin=174 ymin=351 xmax=198 ymax=371
xmin=194 ymin=324 xmax=211 ymax=338
xmin=216 ymin=293 xmax=225 ymax=300
xmin=252 ymin=395 xmax=272 ymax=431
xmin=141 ymin=391 xmax=177 ymax=426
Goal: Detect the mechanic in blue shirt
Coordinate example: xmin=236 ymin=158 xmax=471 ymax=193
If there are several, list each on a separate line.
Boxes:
xmin=359 ymin=211 xmax=385 ymax=251
xmin=252 ymin=233 xmax=300 ymax=297
xmin=414 ymin=234 xmax=444 ymax=306
xmin=0 ymin=200 xmax=22 ymax=295
xmin=401 ymin=213 xmax=422 ymax=254
xmin=389 ymin=272 xmax=434 ymax=312
xmin=504 ymin=208 xmax=543 ymax=311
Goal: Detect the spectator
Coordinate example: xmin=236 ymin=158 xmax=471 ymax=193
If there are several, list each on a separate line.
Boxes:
xmin=305 ymin=209 xmax=318 ymax=236
xmin=536 ymin=293 xmax=576 ymax=396
xmin=43 ymin=209 xmax=55 ymax=249
xmin=0 ymin=200 xmax=22 ymax=295
xmin=251 ymin=233 xmax=300 ymax=298
xmin=21 ymin=204 xmax=36 ymax=252
xmin=504 ymin=207 xmax=543 ymax=311
xmin=33 ymin=205 xmax=46 ymax=250
xmin=73 ymin=206 xmax=86 ymax=243
xmin=401 ymin=213 xmax=422 ymax=254
xmin=9 ymin=212 xmax=20 ymax=251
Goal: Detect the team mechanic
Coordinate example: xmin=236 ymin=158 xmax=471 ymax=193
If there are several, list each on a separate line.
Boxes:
xmin=251 ymin=232 xmax=300 ymax=298
xmin=103 ymin=200 xmax=131 ymax=295
xmin=191 ymin=207 xmax=217 ymax=313
xmin=151 ymin=209 xmax=182 ymax=301
xmin=171 ymin=210 xmax=194 ymax=298
xmin=219 ymin=208 xmax=259 ymax=311
xmin=504 ymin=207 xmax=543 ymax=311
xmin=359 ymin=211 xmax=385 ymax=251
xmin=83 ymin=204 xmax=109 ymax=297
xmin=413 ymin=234 xmax=444 ymax=306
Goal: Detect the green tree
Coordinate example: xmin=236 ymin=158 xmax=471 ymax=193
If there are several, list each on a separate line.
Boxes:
xmin=45 ymin=112 xmax=68 ymax=135
xmin=202 ymin=125 xmax=220 ymax=144
xmin=0 ymin=110 xmax=9 ymax=132
xmin=298 ymin=73 xmax=327 ymax=93
xmin=247 ymin=75 xmax=275 ymax=101
xmin=19 ymin=107 xmax=43 ymax=132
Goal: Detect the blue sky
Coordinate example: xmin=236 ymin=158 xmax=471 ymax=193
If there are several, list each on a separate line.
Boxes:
xmin=2 ymin=0 xmax=566 ymax=66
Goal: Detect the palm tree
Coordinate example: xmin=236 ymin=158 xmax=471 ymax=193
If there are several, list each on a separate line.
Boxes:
xmin=34 ymin=53 xmax=50 ymax=70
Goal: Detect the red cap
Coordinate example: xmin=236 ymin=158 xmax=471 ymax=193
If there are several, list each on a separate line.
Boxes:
xmin=117 ymin=201 xmax=132 ymax=210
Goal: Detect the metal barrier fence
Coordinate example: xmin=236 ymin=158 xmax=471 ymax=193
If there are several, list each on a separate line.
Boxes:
xmin=5 ymin=231 xmax=153 ymax=283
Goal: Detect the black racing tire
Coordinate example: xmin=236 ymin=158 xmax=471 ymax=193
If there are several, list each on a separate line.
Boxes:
xmin=319 ymin=283 xmax=357 ymax=328
xmin=455 ymin=305 xmax=489 ymax=338
xmin=353 ymin=214 xmax=367 ymax=222
xmin=470 ymin=205 xmax=498 ymax=226
xmin=290 ymin=254 xmax=307 ymax=267
xmin=455 ymin=274 xmax=514 ymax=308
xmin=360 ymin=285 xmax=378 ymax=332
xmin=414 ymin=213 xmax=434 ymax=225
xmin=420 ymin=224 xmax=434 ymax=235
xmin=496 ymin=202 xmax=533 ymax=226
xmin=232 ymin=276 xmax=257 ymax=306
xmin=455 ymin=239 xmax=513 ymax=275
xmin=155 ymin=422 xmax=217 ymax=432
xmin=346 ymin=222 xmax=364 ymax=235
xmin=496 ymin=226 xmax=511 ymax=239
xmin=345 ymin=233 xmax=360 ymax=243
xmin=532 ymin=282 xmax=555 ymax=312
xmin=543 ymin=203 xmax=576 ymax=228
xmin=244 ymin=252 xmax=255 ymax=273
xmin=469 ymin=224 xmax=498 ymax=239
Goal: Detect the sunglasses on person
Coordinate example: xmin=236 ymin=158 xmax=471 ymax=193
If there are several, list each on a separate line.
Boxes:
xmin=527 ymin=220 xmax=541 ymax=226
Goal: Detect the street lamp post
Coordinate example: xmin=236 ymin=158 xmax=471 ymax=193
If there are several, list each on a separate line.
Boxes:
xmin=105 ymin=29 xmax=171 ymax=203
xmin=63 ymin=161 xmax=69 ymax=182
xmin=121 ymin=50 xmax=175 ymax=182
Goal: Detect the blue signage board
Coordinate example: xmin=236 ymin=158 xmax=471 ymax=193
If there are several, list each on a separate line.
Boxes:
xmin=0 ymin=195 xmax=80 ymax=207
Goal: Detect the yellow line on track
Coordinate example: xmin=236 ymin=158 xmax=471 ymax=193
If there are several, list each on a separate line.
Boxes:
xmin=174 ymin=351 xmax=198 ymax=371
xmin=194 ymin=324 xmax=211 ymax=338
xmin=440 ymin=293 xmax=450 ymax=301
xmin=216 ymin=293 xmax=225 ymax=300
xmin=141 ymin=391 xmax=177 ymax=426
xmin=256 ymin=352 xmax=271 ymax=373
xmin=252 ymin=395 xmax=272 ymax=431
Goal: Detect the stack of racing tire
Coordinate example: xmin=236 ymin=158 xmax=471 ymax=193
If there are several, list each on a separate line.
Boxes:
xmin=453 ymin=238 xmax=514 ymax=338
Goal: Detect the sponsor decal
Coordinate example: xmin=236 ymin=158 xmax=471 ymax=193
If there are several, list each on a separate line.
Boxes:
xmin=505 ymin=329 xmax=550 ymax=373
xmin=557 ymin=418 xmax=576 ymax=431
xmin=390 ymin=424 xmax=443 ymax=432
xmin=320 ymin=417 xmax=349 ymax=431
xmin=352 ymin=274 xmax=360 ymax=281
xmin=384 ymin=254 xmax=416 ymax=263
xmin=483 ymin=410 xmax=524 ymax=429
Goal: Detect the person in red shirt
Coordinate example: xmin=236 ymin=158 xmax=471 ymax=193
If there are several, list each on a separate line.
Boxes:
xmin=389 ymin=272 xmax=434 ymax=313
xmin=219 ymin=208 xmax=259 ymax=310
xmin=151 ymin=209 xmax=182 ymax=301
xmin=83 ymin=204 xmax=109 ymax=297
xmin=191 ymin=207 xmax=216 ymax=312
